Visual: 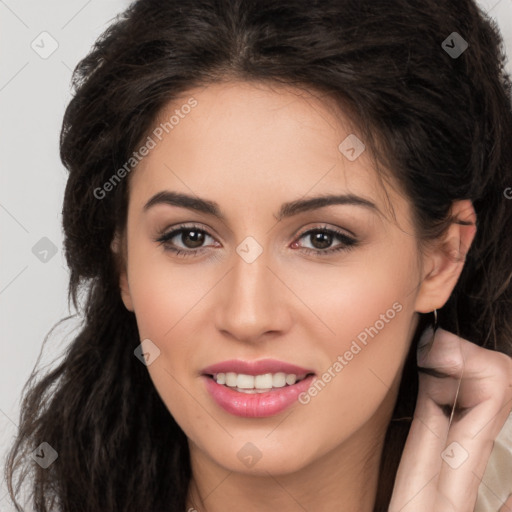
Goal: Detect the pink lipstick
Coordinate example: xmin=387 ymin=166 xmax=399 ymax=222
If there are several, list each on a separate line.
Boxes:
xmin=201 ymin=359 xmax=316 ymax=418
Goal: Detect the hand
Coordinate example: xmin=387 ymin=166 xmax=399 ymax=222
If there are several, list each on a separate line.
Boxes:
xmin=388 ymin=327 xmax=512 ymax=512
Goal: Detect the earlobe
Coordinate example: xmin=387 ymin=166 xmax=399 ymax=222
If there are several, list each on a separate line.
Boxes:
xmin=414 ymin=200 xmax=477 ymax=313
xmin=111 ymin=232 xmax=134 ymax=312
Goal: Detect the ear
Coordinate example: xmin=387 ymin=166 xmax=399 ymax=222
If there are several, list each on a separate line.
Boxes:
xmin=111 ymin=232 xmax=134 ymax=312
xmin=414 ymin=200 xmax=477 ymax=313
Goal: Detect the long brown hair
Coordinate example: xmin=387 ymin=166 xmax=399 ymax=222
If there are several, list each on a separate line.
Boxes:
xmin=5 ymin=0 xmax=512 ymax=510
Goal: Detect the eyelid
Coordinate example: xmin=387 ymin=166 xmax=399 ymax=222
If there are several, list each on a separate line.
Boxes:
xmin=154 ymin=222 xmax=358 ymax=257
xmin=292 ymin=225 xmax=358 ymax=253
xmin=155 ymin=223 xmax=218 ymax=248
xmin=293 ymin=223 xmax=357 ymax=242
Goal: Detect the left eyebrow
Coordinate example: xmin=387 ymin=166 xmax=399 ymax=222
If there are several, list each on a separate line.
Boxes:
xmin=276 ymin=193 xmax=380 ymax=221
xmin=143 ymin=190 xmax=380 ymax=221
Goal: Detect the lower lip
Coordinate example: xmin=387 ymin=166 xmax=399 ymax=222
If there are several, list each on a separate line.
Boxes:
xmin=202 ymin=374 xmax=316 ymax=418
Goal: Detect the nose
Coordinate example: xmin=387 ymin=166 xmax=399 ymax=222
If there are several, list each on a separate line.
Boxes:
xmin=214 ymin=243 xmax=292 ymax=344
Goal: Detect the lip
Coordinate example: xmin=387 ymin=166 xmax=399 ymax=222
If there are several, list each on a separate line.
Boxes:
xmin=203 ymin=374 xmax=316 ymax=418
xmin=201 ymin=359 xmax=316 ymax=418
xmin=201 ymin=358 xmax=315 ymax=376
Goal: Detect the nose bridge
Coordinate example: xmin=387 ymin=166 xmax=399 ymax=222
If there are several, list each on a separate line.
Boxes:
xmin=215 ymin=237 xmax=287 ymax=340
xmin=230 ymin=239 xmax=273 ymax=314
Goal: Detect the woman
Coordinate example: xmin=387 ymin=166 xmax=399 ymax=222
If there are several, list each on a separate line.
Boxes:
xmin=5 ymin=0 xmax=512 ymax=510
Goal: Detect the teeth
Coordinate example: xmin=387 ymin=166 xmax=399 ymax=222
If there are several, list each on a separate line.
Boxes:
xmin=285 ymin=374 xmax=297 ymax=385
xmin=237 ymin=374 xmax=254 ymax=389
xmin=213 ymin=371 xmax=304 ymax=390
xmin=225 ymin=372 xmax=237 ymax=387
xmin=273 ymin=372 xmax=286 ymax=387
xmin=255 ymin=373 xmax=273 ymax=389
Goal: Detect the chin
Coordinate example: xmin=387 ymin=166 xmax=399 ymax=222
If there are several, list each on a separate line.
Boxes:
xmin=200 ymin=436 xmax=317 ymax=476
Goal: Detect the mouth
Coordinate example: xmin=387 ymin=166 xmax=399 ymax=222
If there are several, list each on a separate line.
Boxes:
xmin=204 ymin=371 xmax=315 ymax=393
xmin=201 ymin=359 xmax=317 ymax=418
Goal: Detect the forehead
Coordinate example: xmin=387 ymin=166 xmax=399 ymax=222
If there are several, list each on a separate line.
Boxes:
xmin=128 ymin=80 xmax=409 ymax=225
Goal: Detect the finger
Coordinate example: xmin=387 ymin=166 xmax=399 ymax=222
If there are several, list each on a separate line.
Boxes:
xmin=438 ymin=398 xmax=512 ymax=511
xmin=390 ymin=328 xmax=512 ymax=512
xmin=391 ymin=327 xmax=512 ymax=512
xmin=388 ymin=393 xmax=448 ymax=512
xmin=433 ymin=331 xmax=512 ymax=511
xmin=389 ymin=327 xmax=455 ymax=512
xmin=416 ymin=327 xmax=464 ymax=422
xmin=499 ymin=494 xmax=512 ymax=512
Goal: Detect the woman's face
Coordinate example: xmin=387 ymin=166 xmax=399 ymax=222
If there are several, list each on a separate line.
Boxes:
xmin=117 ymin=80 xmax=426 ymax=475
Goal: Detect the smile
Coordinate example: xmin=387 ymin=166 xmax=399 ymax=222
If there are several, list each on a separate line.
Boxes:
xmin=201 ymin=359 xmax=316 ymax=418
xmin=212 ymin=371 xmax=310 ymax=392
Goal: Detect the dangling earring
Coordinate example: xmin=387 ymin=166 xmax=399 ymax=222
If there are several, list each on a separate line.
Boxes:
xmin=432 ymin=308 xmax=438 ymax=334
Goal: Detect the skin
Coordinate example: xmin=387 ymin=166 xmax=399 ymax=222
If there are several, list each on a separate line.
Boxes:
xmin=390 ymin=327 xmax=512 ymax=512
xmin=111 ymin=80 xmax=506 ymax=511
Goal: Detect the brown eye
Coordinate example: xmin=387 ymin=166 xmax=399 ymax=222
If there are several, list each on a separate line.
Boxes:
xmin=293 ymin=226 xmax=358 ymax=255
xmin=155 ymin=224 xmax=217 ymax=257
xmin=308 ymin=230 xmax=334 ymax=250
xmin=178 ymin=229 xmax=206 ymax=249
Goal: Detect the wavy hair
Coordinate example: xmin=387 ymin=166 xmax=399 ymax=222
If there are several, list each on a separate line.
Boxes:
xmin=5 ymin=0 xmax=512 ymax=510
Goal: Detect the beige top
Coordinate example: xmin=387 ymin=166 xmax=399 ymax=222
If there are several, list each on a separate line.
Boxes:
xmin=475 ymin=411 xmax=512 ymax=511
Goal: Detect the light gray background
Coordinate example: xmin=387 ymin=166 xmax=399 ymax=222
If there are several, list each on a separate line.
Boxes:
xmin=1 ymin=0 xmax=511 ymax=509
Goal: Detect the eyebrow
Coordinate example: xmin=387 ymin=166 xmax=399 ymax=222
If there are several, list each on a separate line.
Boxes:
xmin=143 ymin=190 xmax=379 ymax=221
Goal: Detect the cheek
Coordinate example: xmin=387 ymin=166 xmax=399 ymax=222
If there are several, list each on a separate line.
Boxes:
xmin=125 ymin=244 xmax=214 ymax=434
xmin=285 ymin=240 xmax=417 ymax=350
xmin=126 ymin=237 xmax=209 ymax=340
xmin=287 ymin=245 xmax=417 ymax=424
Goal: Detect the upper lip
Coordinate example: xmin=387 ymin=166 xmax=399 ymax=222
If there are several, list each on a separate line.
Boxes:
xmin=201 ymin=359 xmax=315 ymax=376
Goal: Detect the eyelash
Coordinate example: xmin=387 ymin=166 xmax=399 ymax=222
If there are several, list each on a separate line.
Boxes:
xmin=154 ymin=223 xmax=358 ymax=258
